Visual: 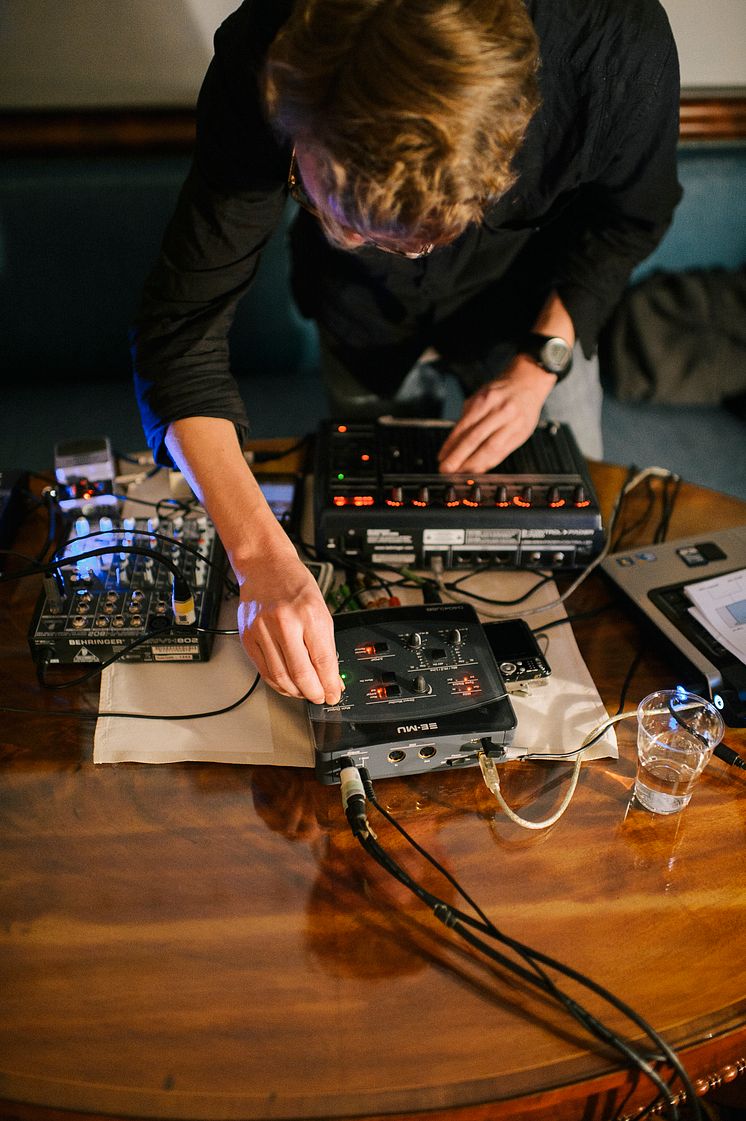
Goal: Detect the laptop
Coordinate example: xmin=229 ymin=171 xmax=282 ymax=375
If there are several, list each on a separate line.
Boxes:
xmin=601 ymin=525 xmax=746 ymax=726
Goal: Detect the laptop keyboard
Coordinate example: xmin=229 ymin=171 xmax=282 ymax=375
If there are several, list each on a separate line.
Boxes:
xmin=649 ymin=583 xmax=731 ymax=664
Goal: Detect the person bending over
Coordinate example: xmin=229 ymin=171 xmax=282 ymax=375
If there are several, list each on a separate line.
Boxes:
xmin=132 ymin=0 xmax=681 ymax=705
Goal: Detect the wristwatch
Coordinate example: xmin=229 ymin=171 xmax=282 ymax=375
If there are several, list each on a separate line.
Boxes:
xmin=520 ymin=333 xmax=574 ymax=380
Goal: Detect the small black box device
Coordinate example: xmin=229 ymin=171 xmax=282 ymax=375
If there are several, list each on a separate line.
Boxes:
xmin=483 ymin=619 xmax=551 ymax=690
xmin=309 ymin=602 xmax=517 ymax=783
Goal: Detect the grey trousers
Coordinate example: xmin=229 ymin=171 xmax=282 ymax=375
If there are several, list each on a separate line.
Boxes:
xmin=319 ymin=339 xmax=604 ymax=460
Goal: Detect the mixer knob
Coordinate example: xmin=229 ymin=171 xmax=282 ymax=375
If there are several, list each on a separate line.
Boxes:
xmin=387 ymin=485 xmax=404 ymax=507
xmin=513 ymin=486 xmax=532 ymax=508
xmin=412 ymin=674 xmax=431 ymax=695
xmin=547 ymin=486 xmax=565 ymax=508
xmin=444 ymin=485 xmax=459 ymax=507
xmin=494 ymin=485 xmax=509 ymax=507
xmin=413 ymin=485 xmax=430 ymax=507
xmin=406 ymin=632 xmax=423 ymax=648
xmin=449 ymin=628 xmax=463 ymax=646
xmin=573 ymin=485 xmax=590 ymax=507
xmin=467 ymin=483 xmax=482 ymax=506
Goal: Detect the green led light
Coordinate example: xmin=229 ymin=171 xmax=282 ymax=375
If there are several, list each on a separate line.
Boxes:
xmin=337 ymin=472 xmax=345 ymax=480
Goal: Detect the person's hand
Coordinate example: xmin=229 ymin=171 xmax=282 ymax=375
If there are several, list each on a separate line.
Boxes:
xmin=236 ymin=547 xmax=342 ymax=706
xmin=437 ymin=356 xmax=557 ymax=473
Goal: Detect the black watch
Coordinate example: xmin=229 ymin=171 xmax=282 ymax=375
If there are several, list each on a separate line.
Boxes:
xmin=521 ymin=333 xmax=574 ymax=380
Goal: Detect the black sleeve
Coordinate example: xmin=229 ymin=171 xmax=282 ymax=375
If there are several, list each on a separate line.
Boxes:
xmin=551 ymin=10 xmax=682 ymax=355
xmin=131 ymin=3 xmax=290 ymax=467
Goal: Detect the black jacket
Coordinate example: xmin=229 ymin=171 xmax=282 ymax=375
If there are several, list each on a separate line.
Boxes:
xmin=132 ymin=0 xmax=682 ymax=465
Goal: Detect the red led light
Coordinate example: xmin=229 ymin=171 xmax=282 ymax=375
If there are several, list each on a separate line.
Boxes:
xmin=513 ymin=496 xmax=531 ymax=508
xmin=333 ymin=495 xmax=348 ymax=506
xmin=360 ymin=453 xmax=370 ymax=461
xmin=462 ymin=499 xmax=479 ymax=508
xmin=385 ymin=499 xmax=404 ymax=507
xmin=575 ymin=498 xmax=591 ymax=508
xmin=445 ymin=499 xmax=460 ymax=508
xmin=411 ymin=499 xmax=427 ymax=507
xmin=352 ymin=495 xmax=374 ymax=506
xmin=337 ymin=424 xmax=348 ymax=433
xmin=549 ymin=498 xmax=566 ymax=508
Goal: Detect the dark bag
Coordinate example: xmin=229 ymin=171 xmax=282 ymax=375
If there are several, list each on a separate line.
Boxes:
xmin=602 ymin=266 xmax=746 ymax=416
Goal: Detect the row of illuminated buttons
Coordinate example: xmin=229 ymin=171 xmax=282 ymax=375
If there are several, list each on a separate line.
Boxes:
xmin=333 ymin=484 xmax=591 ymax=509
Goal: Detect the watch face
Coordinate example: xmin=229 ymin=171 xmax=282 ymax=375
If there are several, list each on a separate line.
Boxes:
xmin=541 ymin=336 xmax=573 ymax=373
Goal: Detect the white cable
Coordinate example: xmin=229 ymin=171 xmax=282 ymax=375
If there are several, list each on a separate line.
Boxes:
xmin=479 ymin=710 xmax=638 ymax=830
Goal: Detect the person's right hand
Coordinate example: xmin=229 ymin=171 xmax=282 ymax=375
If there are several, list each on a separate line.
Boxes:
xmin=164 ymin=416 xmax=342 ymax=708
xmin=236 ymin=546 xmax=342 ymax=706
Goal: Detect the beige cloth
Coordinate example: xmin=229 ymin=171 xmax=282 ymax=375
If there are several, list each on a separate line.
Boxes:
xmin=93 ymin=571 xmax=616 ymax=766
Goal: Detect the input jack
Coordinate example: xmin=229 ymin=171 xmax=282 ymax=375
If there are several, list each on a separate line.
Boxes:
xmin=388 ymin=749 xmax=406 ymax=764
xmin=418 ymin=745 xmax=437 ymax=759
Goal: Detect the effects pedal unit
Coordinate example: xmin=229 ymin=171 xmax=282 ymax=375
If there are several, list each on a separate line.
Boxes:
xmin=28 ymin=511 xmax=226 ymax=668
xmin=309 ymin=602 xmax=517 ymax=783
xmin=314 ymin=418 xmax=604 ymax=571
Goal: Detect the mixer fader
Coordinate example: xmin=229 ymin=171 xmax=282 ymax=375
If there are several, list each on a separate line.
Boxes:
xmin=28 ymin=511 xmax=226 ymax=667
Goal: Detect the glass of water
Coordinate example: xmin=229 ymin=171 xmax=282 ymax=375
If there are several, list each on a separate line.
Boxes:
xmin=635 ymin=688 xmax=724 ymax=814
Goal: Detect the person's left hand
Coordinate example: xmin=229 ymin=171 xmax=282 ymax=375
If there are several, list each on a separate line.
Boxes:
xmin=437 ymin=356 xmax=556 ymax=474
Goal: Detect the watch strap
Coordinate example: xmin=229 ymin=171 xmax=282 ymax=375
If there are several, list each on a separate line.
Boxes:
xmin=521 ymin=332 xmax=574 ymax=380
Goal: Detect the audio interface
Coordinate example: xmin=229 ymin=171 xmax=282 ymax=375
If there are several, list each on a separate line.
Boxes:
xmin=314 ymin=418 xmax=604 ymax=570
xmin=28 ymin=511 xmax=226 ymax=668
xmin=309 ymin=602 xmax=517 ymax=783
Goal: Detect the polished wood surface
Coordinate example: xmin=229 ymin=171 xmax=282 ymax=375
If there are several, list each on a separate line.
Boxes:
xmin=1 ymin=459 xmax=745 ymax=1121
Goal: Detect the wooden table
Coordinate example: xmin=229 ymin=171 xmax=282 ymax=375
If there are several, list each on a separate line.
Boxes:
xmin=1 ymin=459 xmax=745 ymax=1121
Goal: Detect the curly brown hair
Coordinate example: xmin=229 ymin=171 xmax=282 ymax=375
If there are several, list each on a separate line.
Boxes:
xmin=263 ymin=0 xmax=540 ymax=249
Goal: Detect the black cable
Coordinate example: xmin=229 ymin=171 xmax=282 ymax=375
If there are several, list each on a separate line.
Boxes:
xmin=1 ymin=672 xmax=262 ymax=721
xmin=354 ymin=822 xmax=688 ymax=1120
xmin=250 ymin=436 xmax=311 ymax=464
xmin=532 ymin=601 xmax=616 ymax=632
xmin=36 ymin=623 xmax=175 ymax=689
xmin=98 ymin=671 xmax=261 ymax=721
xmin=353 ymin=778 xmax=700 ymax=1120
xmin=0 ymin=543 xmax=191 ymax=598
xmin=443 ymin=571 xmax=554 ymax=606
xmin=57 ymin=524 xmax=226 ymax=582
